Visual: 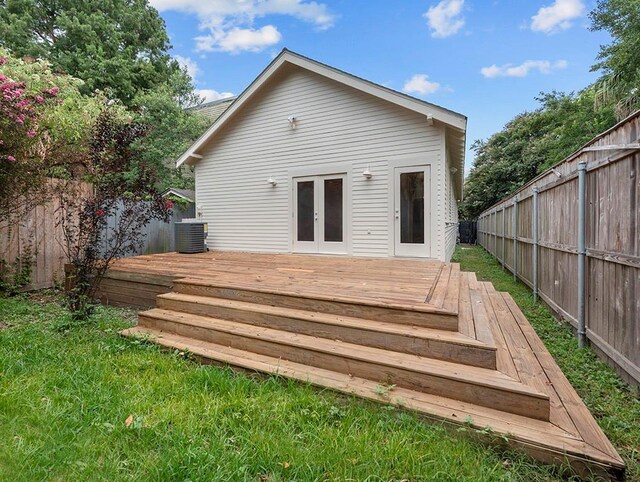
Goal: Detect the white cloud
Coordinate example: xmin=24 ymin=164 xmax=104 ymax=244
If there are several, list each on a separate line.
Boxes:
xmin=174 ymin=55 xmax=234 ymax=103
xmin=174 ymin=55 xmax=201 ymax=80
xmin=196 ymin=25 xmax=282 ymax=54
xmin=403 ymin=74 xmax=441 ymax=95
xmin=531 ymin=0 xmax=585 ymax=34
xmin=424 ymin=0 xmax=465 ymax=38
xmin=196 ymin=89 xmax=235 ymax=103
xmin=150 ymin=0 xmax=335 ymax=53
xmin=480 ymin=60 xmax=568 ymax=78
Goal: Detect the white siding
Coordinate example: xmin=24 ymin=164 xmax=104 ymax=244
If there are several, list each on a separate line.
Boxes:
xmin=195 ymin=65 xmax=445 ymax=258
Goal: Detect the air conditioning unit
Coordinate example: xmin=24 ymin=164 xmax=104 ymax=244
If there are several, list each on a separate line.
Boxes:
xmin=174 ymin=222 xmax=207 ymax=254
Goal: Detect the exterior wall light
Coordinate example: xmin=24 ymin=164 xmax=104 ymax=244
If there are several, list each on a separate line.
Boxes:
xmin=362 ymin=167 xmax=372 ymax=179
xmin=267 ymin=177 xmax=278 ymax=186
xmin=287 ymin=115 xmax=297 ymax=129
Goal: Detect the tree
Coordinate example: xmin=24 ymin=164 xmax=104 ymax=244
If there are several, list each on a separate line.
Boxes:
xmin=59 ymin=108 xmax=171 ymax=319
xmin=0 ymin=1 xmax=210 ymax=189
xmin=460 ymin=88 xmax=615 ymax=219
xmin=590 ymin=0 xmax=640 ymax=118
xmin=0 ymin=0 xmax=191 ymax=104
xmin=0 ymin=48 xmax=103 ymax=222
xmin=132 ymin=87 xmax=208 ymax=191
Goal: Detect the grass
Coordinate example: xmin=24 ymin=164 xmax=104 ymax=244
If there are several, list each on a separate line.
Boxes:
xmin=452 ymin=244 xmax=640 ymax=481
xmin=0 ymin=245 xmax=636 ymax=481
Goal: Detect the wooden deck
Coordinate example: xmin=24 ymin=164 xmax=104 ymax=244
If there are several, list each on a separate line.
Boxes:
xmin=104 ymin=251 xmax=625 ymax=479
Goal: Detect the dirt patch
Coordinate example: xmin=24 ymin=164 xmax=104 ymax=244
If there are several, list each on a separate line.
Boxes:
xmin=26 ymin=289 xmax=64 ymax=305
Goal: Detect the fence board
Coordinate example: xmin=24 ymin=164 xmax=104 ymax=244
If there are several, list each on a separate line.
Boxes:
xmin=0 ymin=181 xmax=93 ymax=290
xmin=477 ymin=111 xmax=640 ymax=386
xmin=1 ymin=182 xmax=194 ymax=291
xmin=100 ymin=203 xmax=195 ymax=257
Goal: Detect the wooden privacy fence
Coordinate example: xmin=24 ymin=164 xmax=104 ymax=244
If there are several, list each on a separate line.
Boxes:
xmin=1 ymin=182 xmax=195 ymax=291
xmin=477 ymin=111 xmax=640 ymax=386
xmin=0 ymin=181 xmax=93 ymax=290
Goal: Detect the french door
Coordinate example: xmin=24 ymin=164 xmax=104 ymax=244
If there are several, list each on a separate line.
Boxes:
xmin=394 ymin=165 xmax=430 ymax=257
xmin=293 ymin=174 xmax=347 ymax=254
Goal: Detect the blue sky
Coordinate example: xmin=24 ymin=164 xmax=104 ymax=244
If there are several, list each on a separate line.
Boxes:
xmin=151 ymin=0 xmax=611 ymax=174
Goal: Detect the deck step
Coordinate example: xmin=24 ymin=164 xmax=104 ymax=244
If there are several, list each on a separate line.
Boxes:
xmin=156 ymin=292 xmax=496 ymax=369
xmin=120 ymin=327 xmax=624 ymax=476
xmin=172 ymin=278 xmax=459 ymax=331
xmin=137 ymin=308 xmax=549 ymax=420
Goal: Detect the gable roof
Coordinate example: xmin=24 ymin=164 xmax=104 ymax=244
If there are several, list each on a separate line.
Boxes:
xmin=162 ymin=188 xmax=195 ymax=203
xmin=176 ymin=49 xmax=466 ymax=198
xmin=188 ymin=96 xmax=237 ymax=122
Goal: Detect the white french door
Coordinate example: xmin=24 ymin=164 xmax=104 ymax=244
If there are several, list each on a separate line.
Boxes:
xmin=293 ymin=174 xmax=347 ymax=254
xmin=394 ymin=165 xmax=431 ymax=257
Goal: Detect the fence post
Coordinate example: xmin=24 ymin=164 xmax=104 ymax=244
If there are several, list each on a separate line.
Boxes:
xmin=577 ymin=161 xmax=587 ymax=348
xmin=501 ymin=206 xmax=506 ymax=270
xmin=513 ymin=196 xmax=518 ymax=281
xmin=495 ymin=210 xmax=498 ymax=256
xmin=533 ymin=187 xmax=539 ymax=302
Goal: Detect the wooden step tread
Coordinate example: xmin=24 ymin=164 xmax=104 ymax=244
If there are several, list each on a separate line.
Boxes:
xmin=139 ymin=308 xmax=547 ymax=401
xmin=120 ymin=326 xmax=625 ymax=474
xmin=173 ymin=277 xmax=457 ymax=316
xmin=157 ymin=292 xmax=489 ymax=349
xmin=156 ymin=292 xmax=496 ymax=369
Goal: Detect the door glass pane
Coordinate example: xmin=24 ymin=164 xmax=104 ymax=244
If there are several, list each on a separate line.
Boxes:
xmin=324 ymin=178 xmax=343 ymax=242
xmin=297 ymin=181 xmax=315 ymax=242
xmin=400 ymin=171 xmax=425 ymax=244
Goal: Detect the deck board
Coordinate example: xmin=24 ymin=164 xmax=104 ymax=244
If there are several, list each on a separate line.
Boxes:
xmin=104 ymin=251 xmax=446 ymax=309
xmin=107 ymin=250 xmax=624 ymax=477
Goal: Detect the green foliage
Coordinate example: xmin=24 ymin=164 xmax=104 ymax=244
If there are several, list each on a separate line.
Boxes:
xmin=461 ymin=0 xmax=640 ymax=220
xmin=460 ymin=89 xmax=616 ymax=219
xmin=0 ymin=48 xmax=106 ymax=220
xmin=452 ymin=245 xmax=640 ymax=480
xmin=59 ymin=108 xmax=171 ymax=320
xmin=0 ymin=293 xmax=588 ymax=481
xmin=590 ymin=0 xmax=640 ymax=119
xmin=0 ymin=246 xmax=33 ymax=294
xmin=0 ymin=1 xmax=221 ymax=190
xmin=131 ymin=88 xmax=208 ymax=191
xmin=0 ymin=0 xmax=191 ymax=105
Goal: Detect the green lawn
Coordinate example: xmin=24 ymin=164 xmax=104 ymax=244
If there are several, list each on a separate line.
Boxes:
xmin=452 ymin=244 xmax=640 ymax=481
xmin=0 ymin=246 xmax=636 ymax=481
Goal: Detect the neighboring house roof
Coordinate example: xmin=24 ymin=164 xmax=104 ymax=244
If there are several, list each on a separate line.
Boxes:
xmin=162 ymin=188 xmax=195 ymax=203
xmin=177 ymin=49 xmax=467 ymax=198
xmin=188 ymin=96 xmax=237 ymax=122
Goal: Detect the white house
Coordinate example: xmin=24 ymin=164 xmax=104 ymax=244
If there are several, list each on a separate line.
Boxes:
xmin=178 ymin=49 xmax=466 ymax=261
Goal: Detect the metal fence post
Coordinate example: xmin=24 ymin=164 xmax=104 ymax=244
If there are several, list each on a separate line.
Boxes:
xmin=501 ymin=206 xmax=506 ymax=270
xmin=533 ymin=187 xmax=539 ymax=302
xmin=513 ymin=196 xmax=518 ymax=281
xmin=577 ymin=161 xmax=587 ymax=348
xmin=495 ymin=210 xmax=499 ymax=256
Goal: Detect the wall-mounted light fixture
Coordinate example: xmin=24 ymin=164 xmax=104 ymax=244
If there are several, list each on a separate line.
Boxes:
xmin=426 ymin=114 xmax=434 ymax=126
xmin=196 ymin=204 xmax=204 ymax=219
xmin=450 ymin=167 xmax=458 ymax=174
xmin=287 ymin=115 xmax=297 ymax=129
xmin=267 ymin=177 xmax=278 ymax=186
xmin=362 ymin=167 xmax=372 ymax=179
